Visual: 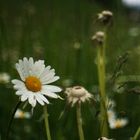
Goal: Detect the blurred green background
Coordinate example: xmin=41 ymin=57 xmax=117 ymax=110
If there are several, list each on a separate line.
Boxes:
xmin=0 ymin=0 xmax=140 ymax=140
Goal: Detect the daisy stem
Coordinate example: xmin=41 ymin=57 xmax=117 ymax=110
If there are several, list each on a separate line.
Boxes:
xmin=97 ymin=34 xmax=108 ymax=137
xmin=132 ymin=126 xmax=140 ymax=140
xmin=43 ymin=105 xmax=52 ymax=140
xmin=76 ymin=103 xmax=85 ymax=140
xmin=6 ymin=101 xmax=22 ymax=140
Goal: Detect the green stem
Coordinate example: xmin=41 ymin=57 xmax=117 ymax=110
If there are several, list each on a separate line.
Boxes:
xmin=132 ymin=127 xmax=140 ymax=140
xmin=76 ymin=103 xmax=85 ymax=140
xmin=97 ymin=40 xmax=108 ymax=137
xmin=6 ymin=101 xmax=22 ymax=140
xmin=43 ymin=105 xmax=52 ymax=140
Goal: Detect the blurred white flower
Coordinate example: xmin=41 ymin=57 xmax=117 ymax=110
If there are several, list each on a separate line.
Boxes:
xmin=65 ymin=86 xmax=93 ymax=106
xmin=12 ymin=57 xmax=62 ymax=107
xmin=98 ymin=137 xmax=113 ymax=140
xmin=0 ymin=72 xmax=10 ymax=84
xmin=109 ymin=117 xmax=128 ymax=129
xmin=107 ymin=98 xmax=128 ymax=129
xmin=14 ymin=109 xmax=31 ymax=119
xmin=122 ymin=0 xmax=140 ymax=8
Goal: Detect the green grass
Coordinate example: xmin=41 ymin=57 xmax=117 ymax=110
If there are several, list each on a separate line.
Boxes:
xmin=0 ymin=0 xmax=140 ymax=140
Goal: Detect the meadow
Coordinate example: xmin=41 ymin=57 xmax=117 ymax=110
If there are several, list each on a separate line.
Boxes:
xmin=0 ymin=0 xmax=140 ymax=140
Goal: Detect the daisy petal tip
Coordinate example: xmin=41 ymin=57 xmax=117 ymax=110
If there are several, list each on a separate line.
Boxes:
xmin=31 ymin=103 xmax=36 ymax=108
xmin=58 ymin=95 xmax=64 ymax=100
xmin=11 ymin=79 xmax=15 ymax=84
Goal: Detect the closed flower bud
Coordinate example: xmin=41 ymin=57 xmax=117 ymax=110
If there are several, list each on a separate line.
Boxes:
xmin=97 ymin=10 xmax=113 ymax=25
xmin=91 ymin=31 xmax=105 ymax=46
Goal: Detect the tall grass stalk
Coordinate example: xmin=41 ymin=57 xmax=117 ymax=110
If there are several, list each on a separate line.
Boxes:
xmin=76 ymin=103 xmax=85 ymax=140
xmin=97 ymin=35 xmax=108 ymax=137
xmin=132 ymin=127 xmax=140 ymax=140
xmin=43 ymin=106 xmax=52 ymax=140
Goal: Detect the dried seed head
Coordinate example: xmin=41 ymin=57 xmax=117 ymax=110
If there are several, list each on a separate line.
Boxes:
xmin=65 ymin=86 xmax=93 ymax=106
xmin=97 ymin=10 xmax=113 ymax=25
xmin=91 ymin=31 xmax=105 ymax=46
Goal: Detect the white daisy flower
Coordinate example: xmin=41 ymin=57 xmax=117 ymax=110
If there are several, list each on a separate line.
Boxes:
xmin=12 ymin=57 xmax=62 ymax=107
xmin=65 ymin=86 xmax=93 ymax=106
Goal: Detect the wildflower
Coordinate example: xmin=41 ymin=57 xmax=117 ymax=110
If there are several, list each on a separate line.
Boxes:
xmin=98 ymin=137 xmax=113 ymax=140
xmin=91 ymin=31 xmax=105 ymax=45
xmin=14 ymin=109 xmax=31 ymax=119
xmin=106 ymin=98 xmax=128 ymax=129
xmin=109 ymin=118 xmax=128 ymax=129
xmin=97 ymin=10 xmax=113 ymax=25
xmin=0 ymin=72 xmax=10 ymax=84
xmin=12 ymin=57 xmax=62 ymax=107
xmin=65 ymin=86 xmax=93 ymax=106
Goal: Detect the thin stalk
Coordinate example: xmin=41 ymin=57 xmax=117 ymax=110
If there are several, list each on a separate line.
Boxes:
xmin=6 ymin=101 xmax=22 ymax=140
xmin=132 ymin=127 xmax=140 ymax=140
xmin=76 ymin=103 xmax=85 ymax=140
xmin=97 ymin=40 xmax=108 ymax=137
xmin=43 ymin=105 xmax=52 ymax=140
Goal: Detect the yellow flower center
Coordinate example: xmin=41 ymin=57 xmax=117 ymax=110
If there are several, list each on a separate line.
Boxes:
xmin=25 ymin=76 xmax=41 ymax=92
xmin=18 ymin=111 xmax=24 ymax=118
xmin=115 ymin=120 xmax=122 ymax=128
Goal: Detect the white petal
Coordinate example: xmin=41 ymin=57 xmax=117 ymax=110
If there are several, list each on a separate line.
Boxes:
xmin=32 ymin=60 xmax=45 ymax=77
xmin=39 ymin=66 xmax=51 ymax=79
xmin=23 ymin=57 xmax=29 ymax=77
xmin=42 ymin=85 xmax=62 ymax=92
xmin=23 ymin=57 xmax=34 ymax=77
xmin=12 ymin=79 xmax=26 ymax=90
xmin=72 ymin=98 xmax=78 ymax=106
xmin=42 ymin=90 xmax=58 ymax=98
xmin=28 ymin=94 xmax=37 ymax=107
xmin=21 ymin=94 xmax=28 ymax=102
xmin=20 ymin=59 xmax=29 ymax=78
xmin=15 ymin=63 xmax=25 ymax=81
xmin=80 ymin=96 xmax=86 ymax=102
xmin=15 ymin=90 xmax=25 ymax=95
xmin=42 ymin=76 xmax=60 ymax=84
xmin=40 ymin=70 xmax=55 ymax=83
xmin=29 ymin=57 xmax=34 ymax=65
xmin=35 ymin=94 xmax=45 ymax=105
xmin=37 ymin=94 xmax=49 ymax=104
xmin=12 ymin=79 xmax=24 ymax=85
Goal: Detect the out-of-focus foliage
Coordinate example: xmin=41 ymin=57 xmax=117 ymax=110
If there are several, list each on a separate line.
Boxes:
xmin=0 ymin=0 xmax=140 ymax=140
